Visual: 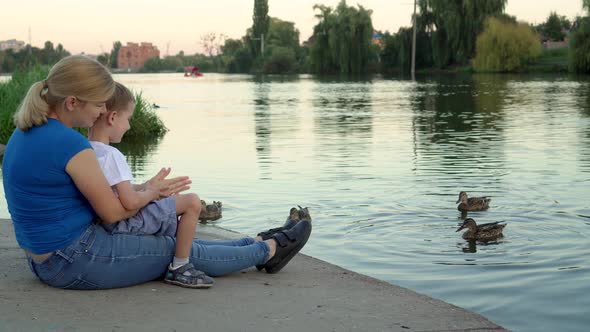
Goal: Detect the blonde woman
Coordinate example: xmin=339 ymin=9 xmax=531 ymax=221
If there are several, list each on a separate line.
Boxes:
xmin=2 ymin=55 xmax=311 ymax=289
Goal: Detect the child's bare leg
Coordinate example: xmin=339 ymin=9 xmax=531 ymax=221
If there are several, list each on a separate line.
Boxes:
xmin=165 ymin=193 xmax=215 ymax=289
xmin=174 ymin=193 xmax=202 ymax=261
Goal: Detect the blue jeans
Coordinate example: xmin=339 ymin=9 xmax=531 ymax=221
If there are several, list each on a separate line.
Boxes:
xmin=26 ymin=223 xmax=269 ymax=289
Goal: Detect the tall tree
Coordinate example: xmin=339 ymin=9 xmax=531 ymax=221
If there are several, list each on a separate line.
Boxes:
xmin=110 ymin=41 xmax=122 ymax=69
xmin=544 ymin=12 xmax=570 ymax=41
xmin=42 ymin=41 xmax=55 ymax=64
xmin=309 ymin=0 xmax=374 ymax=74
xmin=200 ymin=32 xmax=227 ymax=57
xmin=418 ymin=0 xmax=506 ymax=66
xmin=266 ymin=18 xmax=300 ymax=51
xmin=569 ymin=0 xmax=590 ymax=72
xmin=252 ymin=0 xmax=270 ymax=57
xmin=309 ymin=4 xmax=336 ymax=73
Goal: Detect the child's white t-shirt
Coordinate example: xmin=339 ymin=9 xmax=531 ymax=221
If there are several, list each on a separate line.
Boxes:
xmin=89 ymin=141 xmax=133 ymax=187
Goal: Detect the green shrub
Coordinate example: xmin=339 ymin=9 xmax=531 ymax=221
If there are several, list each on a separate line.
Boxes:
xmin=473 ymin=17 xmax=541 ymax=72
xmin=0 ymin=66 xmax=48 ymax=143
xmin=264 ymin=46 xmax=297 ymax=74
xmin=126 ymin=91 xmax=168 ymax=141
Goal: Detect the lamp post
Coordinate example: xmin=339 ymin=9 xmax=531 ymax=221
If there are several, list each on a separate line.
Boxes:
xmin=252 ymin=33 xmax=265 ymax=56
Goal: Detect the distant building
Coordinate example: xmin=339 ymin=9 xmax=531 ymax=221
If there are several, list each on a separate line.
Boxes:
xmin=372 ymin=31 xmax=385 ymax=50
xmin=543 ymin=39 xmax=569 ymax=50
xmin=540 ymin=28 xmax=570 ymax=50
xmin=117 ymin=42 xmax=160 ymax=70
xmin=0 ymin=39 xmax=25 ymax=52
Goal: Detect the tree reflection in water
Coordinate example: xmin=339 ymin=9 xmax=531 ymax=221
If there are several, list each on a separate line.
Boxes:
xmin=113 ymin=137 xmax=161 ymax=177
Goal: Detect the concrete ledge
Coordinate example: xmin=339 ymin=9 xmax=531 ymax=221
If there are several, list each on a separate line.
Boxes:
xmin=0 ymin=219 xmax=506 ymax=331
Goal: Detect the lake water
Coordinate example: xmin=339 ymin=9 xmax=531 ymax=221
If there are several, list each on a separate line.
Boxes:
xmin=2 ymin=72 xmax=589 ymax=331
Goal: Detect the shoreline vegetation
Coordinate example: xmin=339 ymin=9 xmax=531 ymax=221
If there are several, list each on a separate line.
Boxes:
xmin=0 ymin=66 xmax=167 ymax=145
xmin=1 ymin=1 xmax=589 ymax=77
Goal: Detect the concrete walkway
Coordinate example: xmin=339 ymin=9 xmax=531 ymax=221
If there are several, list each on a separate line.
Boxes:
xmin=0 ymin=219 xmax=506 ymax=332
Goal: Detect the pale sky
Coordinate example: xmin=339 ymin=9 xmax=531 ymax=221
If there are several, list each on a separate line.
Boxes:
xmin=0 ymin=0 xmax=585 ymax=55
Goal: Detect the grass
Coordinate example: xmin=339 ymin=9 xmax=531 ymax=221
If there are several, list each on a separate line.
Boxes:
xmin=526 ymin=48 xmax=569 ymax=73
xmin=0 ymin=66 xmax=167 ymax=145
xmin=0 ymin=66 xmax=47 ymax=144
xmin=126 ymin=91 xmax=168 ymax=141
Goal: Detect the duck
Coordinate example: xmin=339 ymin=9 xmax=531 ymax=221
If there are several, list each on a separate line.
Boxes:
xmin=456 ymin=191 xmax=491 ymax=211
xmin=456 ymin=218 xmax=506 ymax=241
xmin=199 ymin=200 xmax=223 ymax=221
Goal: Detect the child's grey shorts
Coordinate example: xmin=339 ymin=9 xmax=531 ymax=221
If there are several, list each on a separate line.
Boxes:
xmin=102 ymin=196 xmax=178 ymax=237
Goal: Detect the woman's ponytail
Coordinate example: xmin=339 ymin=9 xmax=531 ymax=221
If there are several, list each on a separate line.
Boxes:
xmin=14 ymin=81 xmax=50 ymax=131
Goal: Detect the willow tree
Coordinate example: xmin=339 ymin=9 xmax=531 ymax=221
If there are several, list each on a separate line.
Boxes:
xmin=309 ymin=0 xmax=374 ymax=74
xmin=418 ymin=0 xmax=506 ymax=67
xmin=252 ymin=0 xmax=270 ymax=57
xmin=309 ymin=5 xmax=337 ymax=73
xmin=473 ymin=17 xmax=541 ymax=72
xmin=569 ymin=0 xmax=590 ymax=73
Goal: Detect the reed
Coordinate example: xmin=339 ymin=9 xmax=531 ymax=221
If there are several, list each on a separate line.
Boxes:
xmin=126 ymin=91 xmax=168 ymax=141
xmin=0 ymin=66 xmax=47 ymax=143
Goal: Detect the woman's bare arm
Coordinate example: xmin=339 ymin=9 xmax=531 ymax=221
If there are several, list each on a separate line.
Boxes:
xmin=66 ymin=149 xmax=148 ymax=223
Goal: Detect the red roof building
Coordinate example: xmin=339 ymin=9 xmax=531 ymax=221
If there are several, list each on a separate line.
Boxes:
xmin=117 ymin=42 xmax=160 ymax=70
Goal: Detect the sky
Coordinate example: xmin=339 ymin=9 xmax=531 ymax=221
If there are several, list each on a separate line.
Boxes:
xmin=0 ymin=0 xmax=586 ymax=56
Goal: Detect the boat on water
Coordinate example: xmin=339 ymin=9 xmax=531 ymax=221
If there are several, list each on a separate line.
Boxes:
xmin=184 ymin=66 xmax=203 ymax=77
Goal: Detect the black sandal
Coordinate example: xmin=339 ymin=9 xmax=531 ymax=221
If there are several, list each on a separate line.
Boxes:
xmin=255 ymin=207 xmax=302 ymax=271
xmin=262 ymin=219 xmax=312 ymax=274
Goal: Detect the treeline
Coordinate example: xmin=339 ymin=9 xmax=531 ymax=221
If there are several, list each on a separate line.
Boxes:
xmin=3 ymin=0 xmax=590 ymax=75
xmin=143 ymin=0 xmax=590 ymax=75
xmin=0 ymin=41 xmax=70 ymax=73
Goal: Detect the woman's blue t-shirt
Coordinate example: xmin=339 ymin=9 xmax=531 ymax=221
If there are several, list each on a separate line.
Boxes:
xmin=2 ymin=119 xmax=96 ymax=254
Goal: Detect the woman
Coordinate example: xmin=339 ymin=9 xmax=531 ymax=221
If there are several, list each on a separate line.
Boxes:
xmin=2 ymin=55 xmax=311 ymax=289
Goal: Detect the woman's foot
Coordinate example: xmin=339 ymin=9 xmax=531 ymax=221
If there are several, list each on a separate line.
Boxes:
xmin=256 ymin=207 xmax=300 ymax=241
xmin=262 ymin=219 xmax=312 ymax=274
xmin=164 ymin=263 xmax=214 ymax=289
xmin=255 ymin=206 xmax=312 ymax=271
xmin=298 ymin=205 xmax=312 ymax=222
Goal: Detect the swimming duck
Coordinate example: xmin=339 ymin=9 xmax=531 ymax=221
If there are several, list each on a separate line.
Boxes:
xmin=456 ymin=218 xmax=506 ymax=241
xmin=456 ymin=191 xmax=491 ymax=211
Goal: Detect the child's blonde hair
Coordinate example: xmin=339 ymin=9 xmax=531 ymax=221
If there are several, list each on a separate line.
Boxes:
xmin=14 ymin=55 xmax=115 ymax=131
xmin=106 ymin=82 xmax=135 ymax=113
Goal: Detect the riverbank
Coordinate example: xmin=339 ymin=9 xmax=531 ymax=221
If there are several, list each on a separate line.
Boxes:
xmin=0 ymin=219 xmax=506 ymax=331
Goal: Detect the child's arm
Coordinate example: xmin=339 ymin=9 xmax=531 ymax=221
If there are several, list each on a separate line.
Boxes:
xmin=132 ymin=183 xmax=146 ymax=191
xmin=135 ymin=167 xmax=192 ymax=198
xmin=114 ymin=180 xmax=160 ymax=210
xmin=113 ymin=169 xmax=192 ymax=210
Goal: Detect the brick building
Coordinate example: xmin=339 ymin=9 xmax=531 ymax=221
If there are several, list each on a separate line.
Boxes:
xmin=117 ymin=42 xmax=160 ymax=70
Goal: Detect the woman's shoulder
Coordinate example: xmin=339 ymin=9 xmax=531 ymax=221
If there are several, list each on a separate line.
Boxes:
xmin=41 ymin=119 xmax=89 ymax=145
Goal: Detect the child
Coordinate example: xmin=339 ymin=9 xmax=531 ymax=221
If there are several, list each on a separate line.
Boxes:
xmin=88 ymin=82 xmax=214 ymax=289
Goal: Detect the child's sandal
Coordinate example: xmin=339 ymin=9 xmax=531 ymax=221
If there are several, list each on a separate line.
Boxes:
xmin=164 ymin=263 xmax=214 ymax=289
